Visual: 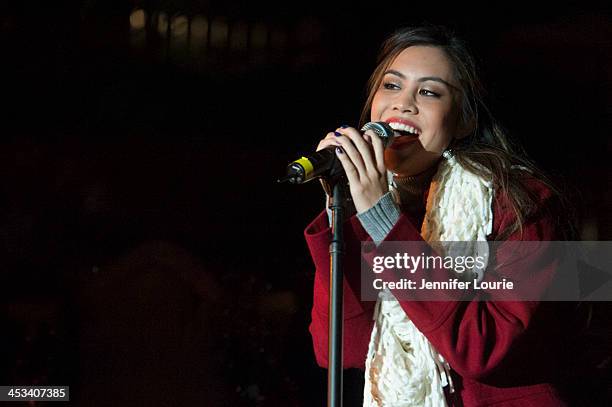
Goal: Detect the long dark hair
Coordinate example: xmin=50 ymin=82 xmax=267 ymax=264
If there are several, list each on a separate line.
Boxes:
xmin=360 ymin=25 xmax=574 ymax=240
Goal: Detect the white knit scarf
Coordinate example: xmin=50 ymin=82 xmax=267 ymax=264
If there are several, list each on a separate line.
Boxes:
xmin=363 ymin=154 xmax=494 ymax=406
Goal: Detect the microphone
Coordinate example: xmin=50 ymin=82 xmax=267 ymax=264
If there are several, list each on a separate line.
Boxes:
xmin=277 ymin=122 xmax=394 ymax=184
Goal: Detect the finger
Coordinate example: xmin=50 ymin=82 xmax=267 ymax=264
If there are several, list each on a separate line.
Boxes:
xmin=361 ymin=133 xmax=380 ymax=169
xmin=333 ymin=132 xmax=367 ymax=179
xmin=336 ymin=127 xmax=377 ymax=176
xmin=316 ymin=139 xmax=340 ymax=152
xmin=316 ymin=132 xmax=342 ymax=151
xmin=365 ymin=130 xmax=387 ymax=174
xmin=334 ymin=146 xmax=360 ymax=186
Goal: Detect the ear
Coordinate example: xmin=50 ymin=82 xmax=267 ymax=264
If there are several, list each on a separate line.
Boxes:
xmin=456 ymin=115 xmax=476 ymax=140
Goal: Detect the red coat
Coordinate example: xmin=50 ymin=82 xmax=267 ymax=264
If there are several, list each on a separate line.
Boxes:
xmin=305 ymin=178 xmax=574 ymax=406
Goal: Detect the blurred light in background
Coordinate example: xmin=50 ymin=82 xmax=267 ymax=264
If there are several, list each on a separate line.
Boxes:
xmin=129 ymin=9 xmax=146 ymax=31
xmin=157 ymin=12 xmax=169 ymax=38
xmin=171 ymin=15 xmax=189 ymax=45
xmin=126 ymin=8 xmax=313 ymax=71
xmin=210 ymin=18 xmax=229 ymax=48
xmin=190 ymin=15 xmax=208 ymax=52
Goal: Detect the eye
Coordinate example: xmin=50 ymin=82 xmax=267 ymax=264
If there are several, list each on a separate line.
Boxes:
xmin=419 ymin=89 xmax=440 ymax=97
xmin=382 ymin=82 xmax=400 ymax=90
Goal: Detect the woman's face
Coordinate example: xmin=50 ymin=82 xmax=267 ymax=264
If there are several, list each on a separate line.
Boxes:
xmin=370 ymin=45 xmax=464 ymax=176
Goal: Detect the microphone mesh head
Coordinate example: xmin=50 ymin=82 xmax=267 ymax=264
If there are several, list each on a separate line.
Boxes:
xmin=361 ymin=122 xmax=394 ymax=147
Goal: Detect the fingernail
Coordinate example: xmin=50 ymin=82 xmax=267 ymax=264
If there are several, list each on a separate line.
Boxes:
xmin=333 ymin=131 xmax=342 ymax=137
xmin=336 ymin=147 xmax=343 ymax=154
xmin=340 ymin=125 xmax=349 ymax=129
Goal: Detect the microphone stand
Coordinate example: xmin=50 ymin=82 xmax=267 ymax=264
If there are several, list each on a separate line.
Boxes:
xmin=277 ymin=122 xmax=393 ymax=407
xmin=328 ymin=177 xmax=347 ymax=407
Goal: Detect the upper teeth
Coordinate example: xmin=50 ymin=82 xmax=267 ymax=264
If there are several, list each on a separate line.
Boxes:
xmin=388 ymin=122 xmax=420 ymax=135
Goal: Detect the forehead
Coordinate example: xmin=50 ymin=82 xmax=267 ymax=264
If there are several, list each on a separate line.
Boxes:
xmin=387 ymin=46 xmax=454 ymax=81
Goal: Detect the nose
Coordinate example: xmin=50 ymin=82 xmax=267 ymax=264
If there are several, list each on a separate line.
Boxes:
xmin=392 ymin=91 xmax=418 ymax=114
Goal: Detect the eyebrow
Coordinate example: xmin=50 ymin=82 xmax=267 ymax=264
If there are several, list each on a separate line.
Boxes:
xmin=384 ymin=69 xmax=459 ymax=91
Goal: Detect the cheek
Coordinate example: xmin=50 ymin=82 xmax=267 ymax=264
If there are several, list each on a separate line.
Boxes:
xmin=442 ymin=99 xmax=464 ymax=133
xmin=422 ymin=107 xmax=458 ymax=151
xmin=370 ymin=93 xmax=384 ymax=120
xmin=442 ymin=108 xmax=460 ymax=130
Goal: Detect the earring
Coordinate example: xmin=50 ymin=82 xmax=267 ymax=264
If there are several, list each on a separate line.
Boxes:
xmin=442 ymin=148 xmax=455 ymax=160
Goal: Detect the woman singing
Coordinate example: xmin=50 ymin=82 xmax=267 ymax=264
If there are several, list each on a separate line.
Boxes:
xmin=304 ymin=25 xmax=580 ymax=406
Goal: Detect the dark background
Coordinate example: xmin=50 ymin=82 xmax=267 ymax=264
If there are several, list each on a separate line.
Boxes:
xmin=1 ymin=0 xmax=610 ymax=406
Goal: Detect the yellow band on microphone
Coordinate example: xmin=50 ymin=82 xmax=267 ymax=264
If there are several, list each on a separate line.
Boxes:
xmin=294 ymin=157 xmax=314 ymax=178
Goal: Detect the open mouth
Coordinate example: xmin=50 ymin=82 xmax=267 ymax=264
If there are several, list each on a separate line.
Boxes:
xmin=388 ymin=126 xmax=420 ymax=150
xmin=385 ymin=120 xmax=421 ymax=150
xmin=393 ymin=129 xmax=420 ymax=138
xmin=388 ymin=133 xmax=419 ymax=150
xmin=387 ymin=121 xmax=421 ymax=140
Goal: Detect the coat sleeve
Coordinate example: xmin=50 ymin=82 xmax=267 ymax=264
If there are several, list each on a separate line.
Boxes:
xmin=304 ymin=210 xmax=376 ymax=369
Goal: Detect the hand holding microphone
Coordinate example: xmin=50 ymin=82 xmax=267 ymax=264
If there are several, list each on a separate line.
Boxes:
xmin=279 ymin=122 xmax=394 ymax=213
